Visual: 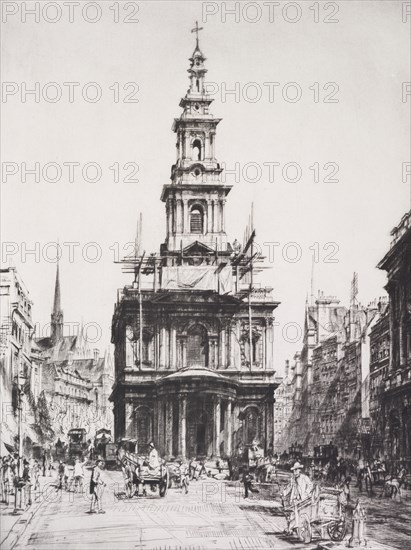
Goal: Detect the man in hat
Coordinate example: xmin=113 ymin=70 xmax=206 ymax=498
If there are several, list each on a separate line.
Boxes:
xmin=284 ymin=461 xmax=313 ymax=503
xmin=282 ymin=462 xmax=313 ymax=535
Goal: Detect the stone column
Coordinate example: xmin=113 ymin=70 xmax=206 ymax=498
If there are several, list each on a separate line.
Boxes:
xmin=166 ymin=401 xmax=173 ymax=457
xmin=172 ymin=199 xmax=176 ymax=235
xmin=213 ymin=200 xmax=220 ymax=233
xmin=157 ymin=398 xmax=163 ymax=454
xmin=184 ymin=134 xmax=190 ymax=160
xmin=235 ymin=322 xmax=242 ymax=368
xmin=183 ymin=199 xmax=189 ymax=234
xmin=177 ymin=199 xmax=183 ymax=233
xmin=214 ymin=397 xmax=221 ymax=457
xmin=178 ymin=394 xmax=187 ymax=458
xmin=229 ymin=324 xmax=236 ymax=369
xmin=165 ymin=327 xmax=170 ymax=369
xmin=160 ymin=326 xmax=166 ymax=368
xmin=266 ymin=319 xmax=273 ymax=370
xmin=207 ymin=201 xmax=213 ymax=233
xmin=226 ymin=400 xmax=233 ymax=456
xmin=266 ymin=399 xmax=274 ymax=452
xmin=125 ymin=403 xmax=134 ymax=438
xmin=167 ymin=199 xmax=172 ymax=235
xmin=262 ymin=325 xmax=267 ymax=369
xmin=170 ymin=327 xmax=177 ymax=370
xmin=182 ymin=337 xmax=187 ymax=369
xmin=219 ymin=326 xmax=226 ymax=368
xmin=213 ymin=339 xmax=218 ymax=369
xmin=221 ymin=200 xmax=226 ymax=232
xmin=211 ymin=200 xmax=216 ymax=233
xmin=204 ymin=134 xmax=210 ymax=160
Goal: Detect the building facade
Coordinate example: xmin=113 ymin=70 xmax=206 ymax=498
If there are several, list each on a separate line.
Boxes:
xmin=273 ymin=361 xmax=293 ymax=453
xmin=378 ymin=210 xmax=411 ymax=466
xmin=284 ymin=289 xmax=383 ymax=459
xmin=110 ymin=38 xmax=279 ymax=459
xmin=36 ymin=266 xmax=114 ymax=443
xmin=0 ymin=267 xmax=40 ymax=454
xmin=369 ymin=299 xmax=390 ymax=458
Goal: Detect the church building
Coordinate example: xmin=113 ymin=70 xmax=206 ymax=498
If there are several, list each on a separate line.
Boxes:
xmin=110 ymin=32 xmax=280 ymax=459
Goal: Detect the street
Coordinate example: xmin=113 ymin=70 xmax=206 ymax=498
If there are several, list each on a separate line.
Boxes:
xmin=1 ymin=470 xmax=408 ymax=550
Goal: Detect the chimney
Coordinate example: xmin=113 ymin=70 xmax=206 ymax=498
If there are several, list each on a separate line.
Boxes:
xmin=93 ymin=348 xmax=99 ymax=364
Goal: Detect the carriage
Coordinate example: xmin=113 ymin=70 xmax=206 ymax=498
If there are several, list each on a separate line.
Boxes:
xmin=282 ymin=485 xmax=347 ymax=544
xmin=67 ymin=428 xmax=87 ymax=460
xmin=118 ymin=448 xmax=169 ymax=497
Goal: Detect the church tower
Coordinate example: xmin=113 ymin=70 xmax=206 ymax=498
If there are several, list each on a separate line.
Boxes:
xmin=161 ymin=28 xmax=231 ymax=256
xmin=50 ymin=263 xmax=63 ymax=343
xmin=111 ymin=26 xmax=279 ymax=460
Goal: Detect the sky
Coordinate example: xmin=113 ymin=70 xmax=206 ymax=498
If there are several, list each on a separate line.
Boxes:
xmin=1 ymin=0 xmax=410 ymax=374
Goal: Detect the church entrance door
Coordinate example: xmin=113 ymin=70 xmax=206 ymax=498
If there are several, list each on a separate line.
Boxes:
xmin=187 ymin=408 xmax=209 ymax=457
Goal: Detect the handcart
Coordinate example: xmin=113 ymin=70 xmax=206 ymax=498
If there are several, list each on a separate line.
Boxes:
xmin=282 ymin=485 xmax=347 ymax=544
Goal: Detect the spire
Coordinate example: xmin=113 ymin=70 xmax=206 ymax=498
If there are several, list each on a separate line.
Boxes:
xmin=50 ymin=262 xmax=63 ymax=343
xmin=53 ymin=261 xmax=61 ymax=315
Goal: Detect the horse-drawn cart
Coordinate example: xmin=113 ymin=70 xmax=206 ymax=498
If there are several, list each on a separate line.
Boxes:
xmin=118 ymin=449 xmax=169 ymax=497
xmin=283 ymin=485 xmax=347 ymax=544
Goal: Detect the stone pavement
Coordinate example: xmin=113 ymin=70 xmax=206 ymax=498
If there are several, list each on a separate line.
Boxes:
xmin=2 ymin=470 xmax=406 ymax=550
xmin=0 ymin=472 xmax=56 ymax=550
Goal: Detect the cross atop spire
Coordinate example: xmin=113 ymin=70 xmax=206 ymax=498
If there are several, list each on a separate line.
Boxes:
xmin=191 ymin=20 xmax=203 ymax=47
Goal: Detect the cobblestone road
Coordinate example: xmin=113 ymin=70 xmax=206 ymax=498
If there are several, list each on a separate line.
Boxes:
xmin=5 ymin=470 xmax=408 ymax=550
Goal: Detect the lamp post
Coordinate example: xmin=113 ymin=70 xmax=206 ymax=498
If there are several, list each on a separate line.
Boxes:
xmin=13 ymin=366 xmax=28 ymax=514
xmin=15 ymin=367 xmax=28 ymax=477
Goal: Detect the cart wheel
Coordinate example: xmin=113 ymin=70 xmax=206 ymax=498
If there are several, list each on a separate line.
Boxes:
xmin=297 ymin=514 xmax=312 ymax=544
xmin=159 ymin=469 xmax=169 ymax=497
xmin=327 ymin=520 xmax=347 ymax=542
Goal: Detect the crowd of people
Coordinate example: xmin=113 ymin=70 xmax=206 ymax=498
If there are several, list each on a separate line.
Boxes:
xmin=0 ymin=454 xmax=44 ymax=511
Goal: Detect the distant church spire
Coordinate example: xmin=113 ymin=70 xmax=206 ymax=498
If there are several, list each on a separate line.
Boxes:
xmin=51 ymin=262 xmax=63 ymax=343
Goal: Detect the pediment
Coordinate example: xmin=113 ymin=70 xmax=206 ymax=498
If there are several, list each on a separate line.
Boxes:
xmin=183 ymin=241 xmax=214 ymax=255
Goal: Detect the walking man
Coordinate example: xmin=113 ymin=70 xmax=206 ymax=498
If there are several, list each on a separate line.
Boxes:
xmin=89 ymin=459 xmax=106 ymax=514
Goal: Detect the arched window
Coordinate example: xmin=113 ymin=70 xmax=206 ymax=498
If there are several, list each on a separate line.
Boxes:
xmin=192 ymin=139 xmax=202 ymax=161
xmin=187 ymin=324 xmax=208 ymax=368
xmin=190 ymin=206 xmax=204 ymax=234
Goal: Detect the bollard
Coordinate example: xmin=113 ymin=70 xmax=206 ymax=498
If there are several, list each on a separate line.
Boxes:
xmin=348 ymin=499 xmax=367 ymax=547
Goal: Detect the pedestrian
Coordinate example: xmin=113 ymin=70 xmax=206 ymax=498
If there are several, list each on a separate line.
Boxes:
xmin=31 ymin=459 xmax=40 ymax=493
xmin=56 ymin=460 xmax=65 ymax=491
xmin=64 ymin=462 xmax=72 ymax=491
xmin=340 ymin=475 xmax=351 ymax=504
xmin=73 ymin=457 xmax=87 ymax=493
xmin=1 ymin=456 xmax=12 ymax=504
xmin=147 ymin=442 xmax=160 ymax=473
xmin=22 ymin=459 xmax=32 ymax=507
xmin=88 ymin=440 xmax=95 ymax=461
xmin=89 ymin=459 xmax=106 ymax=514
xmin=121 ymin=460 xmax=133 ymax=498
xmin=242 ymin=467 xmax=259 ymax=499
xmin=282 ymin=462 xmax=313 ymax=535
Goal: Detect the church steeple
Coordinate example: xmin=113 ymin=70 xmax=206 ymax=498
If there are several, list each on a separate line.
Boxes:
xmin=51 ymin=262 xmax=63 ymax=343
xmin=161 ymin=25 xmax=232 ymax=257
